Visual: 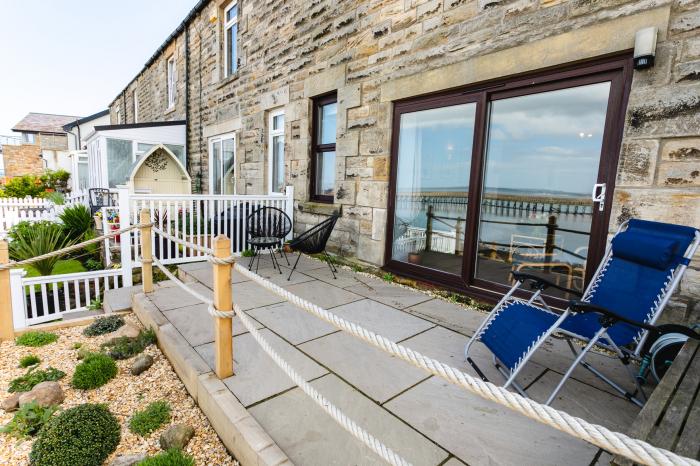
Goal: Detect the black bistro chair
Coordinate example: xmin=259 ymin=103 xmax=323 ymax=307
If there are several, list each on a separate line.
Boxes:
xmin=246 ymin=207 xmax=292 ymax=273
xmin=88 ymin=188 xmax=117 ymax=216
xmin=287 ymin=214 xmax=339 ymax=281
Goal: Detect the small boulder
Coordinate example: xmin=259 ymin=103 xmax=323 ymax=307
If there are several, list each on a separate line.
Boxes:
xmin=1 ymin=393 xmax=21 ymax=412
xmin=108 ymin=453 xmax=148 ymax=466
xmin=18 ymin=381 xmax=64 ymax=407
xmin=113 ymin=323 xmax=140 ymax=339
xmin=130 ymin=354 xmax=154 ymax=376
xmin=159 ymin=424 xmax=195 ymax=450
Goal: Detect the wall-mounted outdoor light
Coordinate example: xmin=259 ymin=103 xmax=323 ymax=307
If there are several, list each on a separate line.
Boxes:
xmin=633 ymin=27 xmax=658 ymax=70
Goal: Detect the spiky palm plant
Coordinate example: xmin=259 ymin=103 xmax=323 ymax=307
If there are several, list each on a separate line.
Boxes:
xmin=9 ymin=222 xmax=74 ymax=276
xmin=59 ymin=204 xmax=93 ymax=242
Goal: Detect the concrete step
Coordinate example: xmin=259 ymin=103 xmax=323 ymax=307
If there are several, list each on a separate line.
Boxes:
xmin=104 ymin=285 xmax=142 ymax=313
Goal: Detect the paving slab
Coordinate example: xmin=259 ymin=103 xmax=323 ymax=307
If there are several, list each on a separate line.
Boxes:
xmin=250 ymin=374 xmax=449 ymax=466
xmin=178 ymin=261 xmax=209 ymax=272
xmin=279 ymin=254 xmax=329 ymax=272
xmin=300 ymin=332 xmax=429 ymax=403
xmin=246 ymin=265 xmax=316 ymax=287
xmin=302 ymin=267 xmax=368 ymax=288
xmin=163 ymin=303 xmax=264 ymax=346
xmin=525 ymin=370 xmax=638 ymax=432
xmin=401 ymin=326 xmax=546 ymax=387
xmin=195 ymin=329 xmax=328 ymax=407
xmin=442 ymin=458 xmax=467 ymax=466
xmin=385 ymin=377 xmax=599 ymax=466
xmin=231 ymin=280 xmax=287 ymax=310
xmin=104 ymin=285 xmax=140 ymax=313
xmin=148 ymin=282 xmax=213 ymax=311
xmin=404 ymin=299 xmax=487 ymax=336
xmin=331 ymin=299 xmax=434 ymax=342
xmin=345 ymin=277 xmax=432 ymax=309
xmin=284 ymin=280 xmax=363 ymax=309
xmin=247 ymin=302 xmax=337 ymax=345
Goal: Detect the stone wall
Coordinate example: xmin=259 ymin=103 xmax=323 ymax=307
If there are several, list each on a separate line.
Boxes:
xmin=109 ymin=0 xmax=700 ymax=311
xmin=2 ymin=143 xmax=44 ymax=179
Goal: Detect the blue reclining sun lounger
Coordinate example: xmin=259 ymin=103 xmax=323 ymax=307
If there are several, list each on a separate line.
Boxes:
xmin=464 ymin=219 xmax=700 ymax=407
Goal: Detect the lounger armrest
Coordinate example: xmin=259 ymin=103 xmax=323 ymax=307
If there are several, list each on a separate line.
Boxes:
xmin=568 ymin=300 xmax=658 ymax=331
xmin=510 ymin=271 xmax=583 ymax=297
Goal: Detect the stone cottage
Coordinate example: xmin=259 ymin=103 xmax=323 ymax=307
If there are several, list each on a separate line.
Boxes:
xmin=108 ymin=0 xmax=700 ymax=315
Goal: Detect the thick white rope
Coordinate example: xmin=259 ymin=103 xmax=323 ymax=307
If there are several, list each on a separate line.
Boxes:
xmin=233 ymin=303 xmax=411 ymax=466
xmin=152 ymin=226 xmax=214 ymax=255
xmin=231 ymin=262 xmax=698 ymax=466
xmin=0 ymin=222 xmax=152 ymax=270
xmin=150 ymin=256 xmax=234 ymax=319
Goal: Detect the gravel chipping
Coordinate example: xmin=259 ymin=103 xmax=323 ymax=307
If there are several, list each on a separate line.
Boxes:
xmin=1 ymin=315 xmax=239 ymax=466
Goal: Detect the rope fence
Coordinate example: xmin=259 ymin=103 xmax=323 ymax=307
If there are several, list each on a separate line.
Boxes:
xmin=145 ymin=227 xmax=698 ymax=466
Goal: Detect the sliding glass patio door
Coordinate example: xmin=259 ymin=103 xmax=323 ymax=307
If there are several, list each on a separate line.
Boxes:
xmin=385 ymin=56 xmax=632 ymax=303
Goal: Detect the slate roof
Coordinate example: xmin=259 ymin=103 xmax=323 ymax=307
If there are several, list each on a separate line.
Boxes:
xmin=12 ymin=113 xmax=82 ymax=134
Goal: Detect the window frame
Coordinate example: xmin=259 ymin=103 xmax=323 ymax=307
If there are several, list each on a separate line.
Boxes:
xmin=22 ymin=133 xmax=36 ymax=144
xmin=224 ymin=1 xmax=239 ymax=77
xmin=267 ymin=108 xmax=285 ymax=194
xmin=310 ymin=93 xmax=337 ymax=203
xmin=383 ymin=54 xmax=634 ymax=307
xmin=208 ymin=132 xmax=237 ymax=195
xmin=133 ymin=89 xmax=139 ymax=123
xmin=166 ymin=55 xmax=176 ymax=109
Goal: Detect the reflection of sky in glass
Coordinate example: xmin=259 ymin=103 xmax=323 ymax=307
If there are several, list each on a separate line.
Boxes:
xmin=396 ymin=103 xmax=475 ymax=193
xmin=319 ymin=103 xmax=337 ymax=145
xmin=484 ymin=82 xmax=610 ymax=196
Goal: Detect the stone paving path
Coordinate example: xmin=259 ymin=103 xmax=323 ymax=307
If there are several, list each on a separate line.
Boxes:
xmin=147 ymin=255 xmax=641 ymax=465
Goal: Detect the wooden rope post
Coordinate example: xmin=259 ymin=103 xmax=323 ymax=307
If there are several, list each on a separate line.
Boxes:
xmin=140 ymin=209 xmax=154 ymax=293
xmin=213 ymin=235 xmax=233 ymax=378
xmin=0 ymin=241 xmax=14 ymax=341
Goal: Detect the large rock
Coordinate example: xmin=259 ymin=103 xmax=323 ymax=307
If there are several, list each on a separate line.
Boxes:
xmin=1 ymin=393 xmax=21 ymax=412
xmin=113 ymin=323 xmax=141 ymax=339
xmin=159 ymin=424 xmax=195 ymax=450
xmin=18 ymin=381 xmax=64 ymax=407
xmin=130 ymin=354 xmax=154 ymax=376
xmin=108 ymin=453 xmax=148 ymax=466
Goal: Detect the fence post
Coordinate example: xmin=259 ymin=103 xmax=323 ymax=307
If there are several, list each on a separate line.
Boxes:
xmin=10 ymin=269 xmax=27 ymax=331
xmin=0 ymin=241 xmax=15 ymax=341
xmin=545 ymin=215 xmax=557 ymax=264
xmin=284 ymin=185 xmax=295 ymax=240
xmin=140 ymin=209 xmax=154 ymax=293
xmin=213 ymin=235 xmax=233 ymax=378
xmin=118 ymin=186 xmax=133 ymax=286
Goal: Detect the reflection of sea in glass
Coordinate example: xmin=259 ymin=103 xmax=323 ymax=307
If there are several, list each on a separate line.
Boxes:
xmin=391 ymin=103 xmax=476 ymax=275
xmin=475 ymin=82 xmax=611 ymax=296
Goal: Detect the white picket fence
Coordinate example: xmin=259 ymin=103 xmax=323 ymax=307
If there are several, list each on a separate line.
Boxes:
xmin=0 ymin=197 xmax=58 ymax=235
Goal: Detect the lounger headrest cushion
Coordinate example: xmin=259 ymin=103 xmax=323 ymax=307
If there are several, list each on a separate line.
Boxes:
xmin=611 ymin=231 xmax=679 ymax=269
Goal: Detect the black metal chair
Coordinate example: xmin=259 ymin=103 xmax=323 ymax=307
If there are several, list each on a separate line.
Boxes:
xmin=88 ymin=188 xmax=116 ymax=216
xmin=287 ymin=214 xmax=339 ymax=281
xmin=246 ymin=207 xmax=292 ymax=273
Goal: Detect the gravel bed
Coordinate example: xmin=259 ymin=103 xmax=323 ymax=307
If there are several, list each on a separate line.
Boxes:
xmin=0 ymin=314 xmax=239 ymax=466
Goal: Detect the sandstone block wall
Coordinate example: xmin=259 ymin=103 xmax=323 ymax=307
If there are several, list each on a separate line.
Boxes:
xmin=109 ymin=0 xmax=700 ymax=312
xmin=2 ymin=144 xmax=44 ymax=179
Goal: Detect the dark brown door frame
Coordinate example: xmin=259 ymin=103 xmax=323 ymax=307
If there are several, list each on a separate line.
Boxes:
xmin=383 ymin=53 xmax=634 ymax=307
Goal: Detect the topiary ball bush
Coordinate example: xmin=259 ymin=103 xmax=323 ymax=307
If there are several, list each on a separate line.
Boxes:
xmin=29 ymin=403 xmax=120 ymax=466
xmin=71 ymin=353 xmax=118 ymax=390
xmin=83 ymin=315 xmax=125 ymax=337
xmin=137 ymin=449 xmax=195 ymax=466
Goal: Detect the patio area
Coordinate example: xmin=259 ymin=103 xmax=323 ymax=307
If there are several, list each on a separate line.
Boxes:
xmin=136 ymin=254 xmax=641 ymax=465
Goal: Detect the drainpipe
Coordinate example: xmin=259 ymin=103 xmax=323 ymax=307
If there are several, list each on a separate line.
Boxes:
xmin=185 ymin=23 xmax=190 ymax=175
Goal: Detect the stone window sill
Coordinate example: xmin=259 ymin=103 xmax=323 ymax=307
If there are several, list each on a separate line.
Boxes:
xmin=217 ymin=71 xmax=240 ymax=90
xmin=298 ymin=202 xmax=342 ymax=216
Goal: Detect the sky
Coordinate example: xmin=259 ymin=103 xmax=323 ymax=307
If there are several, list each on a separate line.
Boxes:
xmin=0 ymin=0 xmax=195 ymax=135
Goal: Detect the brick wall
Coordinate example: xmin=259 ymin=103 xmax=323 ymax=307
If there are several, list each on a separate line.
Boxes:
xmin=109 ymin=0 xmax=700 ymax=313
xmin=2 ymin=143 xmax=44 ymax=178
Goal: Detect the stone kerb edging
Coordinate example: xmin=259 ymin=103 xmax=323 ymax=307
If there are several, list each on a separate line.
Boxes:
xmin=131 ymin=292 xmax=292 ymax=466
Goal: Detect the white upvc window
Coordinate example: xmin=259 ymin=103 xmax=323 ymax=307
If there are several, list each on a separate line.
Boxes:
xmin=268 ymin=109 xmax=285 ymax=194
xmin=22 ymin=133 xmax=35 ymax=144
xmin=224 ymin=1 xmax=238 ymax=77
xmin=167 ymin=55 xmax=176 ymax=108
xmin=133 ymin=90 xmax=139 ymax=123
xmin=209 ymin=133 xmax=236 ymax=194
xmin=115 ymin=106 xmax=121 ymax=124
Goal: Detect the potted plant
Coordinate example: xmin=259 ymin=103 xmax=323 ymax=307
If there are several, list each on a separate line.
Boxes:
xmin=407 ymin=251 xmax=421 ymax=264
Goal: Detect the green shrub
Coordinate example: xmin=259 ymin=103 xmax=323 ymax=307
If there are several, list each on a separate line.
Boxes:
xmin=101 ymin=328 xmax=156 ymax=360
xmin=59 ymin=204 xmax=93 ymax=242
xmin=128 ymin=400 xmax=171 ymax=436
xmin=15 ymin=331 xmax=58 ymax=347
xmin=137 ymin=449 xmax=195 ymax=466
xmin=84 ymin=315 xmax=125 ymax=337
xmin=71 ymin=353 xmax=118 ymax=390
xmin=46 ymin=192 xmax=65 ymax=205
xmin=241 ymin=249 xmax=254 ymax=257
xmin=29 ymin=403 xmax=120 ymax=466
xmin=9 ymin=367 xmax=66 ymax=393
xmin=72 ymin=342 xmax=82 ymax=350
xmin=84 ymin=258 xmax=103 ymax=271
xmin=39 ymin=169 xmax=70 ymax=192
xmin=0 ymin=175 xmax=46 ymax=198
xmin=9 ymin=222 xmax=74 ymax=276
xmin=19 ymin=354 xmax=41 ymax=368
xmin=0 ymin=401 xmax=57 ymax=439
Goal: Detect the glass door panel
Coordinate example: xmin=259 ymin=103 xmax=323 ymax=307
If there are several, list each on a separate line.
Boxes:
xmin=474 ymin=82 xmax=611 ymax=297
xmin=391 ymin=103 xmax=476 ymax=275
xmin=222 ymin=138 xmax=235 ymax=194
